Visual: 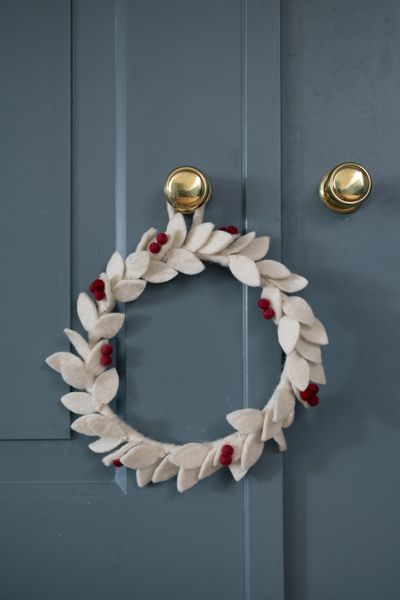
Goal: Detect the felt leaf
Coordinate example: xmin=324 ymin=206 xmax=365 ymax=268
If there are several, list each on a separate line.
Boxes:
xmin=241 ymin=433 xmax=264 ymax=470
xmin=90 ymin=313 xmax=125 ymax=340
xmin=125 ymin=251 xmax=150 ymax=279
xmin=192 ymin=204 xmax=205 ymax=226
xmin=272 ymin=388 xmax=296 ymax=423
xmin=261 ymin=408 xmax=282 ymax=442
xmin=262 ymin=285 xmax=282 ymax=320
xmin=198 ymin=230 xmax=232 ymax=255
xmin=137 ymin=465 xmax=157 ymax=488
xmin=309 ymin=361 xmax=326 ymax=385
xmin=229 ymin=462 xmax=249 ymax=482
xmin=283 ymin=296 xmax=315 ymax=326
xmin=257 ymin=259 xmax=291 ymax=279
xmin=85 ymin=340 xmax=108 ymax=376
xmin=92 ymin=368 xmax=119 ymax=408
xmin=121 ymin=445 xmax=164 ymax=469
xmin=166 ymin=249 xmax=205 ymax=275
xmin=152 ymin=457 xmax=179 ymax=483
xmin=97 ymin=273 xmax=115 ymax=315
xmin=273 ymin=429 xmax=287 ymax=452
xmin=46 ymin=351 xmax=82 ymax=373
xmin=271 ymin=273 xmax=308 ymax=293
xmin=89 ymin=437 xmax=123 ymax=453
xmin=296 ymin=338 xmax=322 ymax=363
xmin=286 ymin=351 xmax=310 ymax=391
xmin=170 ymin=444 xmax=209 ymax=469
xmin=198 ymin=449 xmax=220 ymax=480
xmin=102 ymin=442 xmax=137 ymax=466
xmin=86 ymin=415 xmax=125 ymax=438
xmin=199 ymin=254 xmax=229 ymax=267
xmin=136 ymin=227 xmax=157 ymax=251
xmin=278 ymin=316 xmax=300 ymax=354
xmin=60 ymin=360 xmax=93 ymax=390
xmin=177 ymin=467 xmax=200 ymax=493
xmin=300 ymin=318 xmax=329 ymax=345
xmin=184 ymin=222 xmax=214 ymax=252
xmin=61 ymin=392 xmax=95 ymax=415
xmin=113 ymin=279 xmax=146 ymax=302
xmin=77 ymin=293 xmax=98 ymax=331
xmin=63 ymin=329 xmax=90 ymax=360
xmin=71 ymin=415 xmax=96 ymax=436
xmin=142 ymin=260 xmax=178 ymax=283
xmin=166 ymin=213 xmax=187 ymax=248
xmin=282 ymin=410 xmax=295 ymax=429
xmin=106 ymin=251 xmax=125 ymax=285
xmin=221 ymin=232 xmax=256 ymax=255
xmin=226 ymin=408 xmax=263 ymax=434
xmin=229 ymin=255 xmax=261 ymax=287
xmin=240 ymin=236 xmax=270 ymax=261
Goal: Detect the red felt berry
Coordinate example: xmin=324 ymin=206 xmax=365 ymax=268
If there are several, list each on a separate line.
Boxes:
xmin=221 ymin=444 xmax=234 ymax=456
xmin=257 ymin=298 xmax=270 ymax=310
xmin=262 ymin=308 xmax=275 ymax=320
xmin=218 ymin=226 xmax=229 ymax=232
xmin=149 ymin=241 xmax=161 ymax=254
xmin=308 ymin=383 xmax=319 ymax=395
xmin=300 ymin=390 xmax=312 ymax=401
xmin=89 ymin=278 xmax=105 ymax=293
xmin=227 ymin=225 xmax=238 ymax=235
xmin=93 ymin=290 xmax=106 ymax=301
xmin=308 ymin=395 xmax=320 ymax=407
xmin=101 ymin=354 xmax=112 ymax=366
xmin=112 ymin=459 xmax=123 ymax=467
xmin=156 ymin=232 xmax=168 ymax=245
xmin=101 ymin=343 xmax=113 ymax=356
xmin=220 ymin=454 xmax=232 ymax=466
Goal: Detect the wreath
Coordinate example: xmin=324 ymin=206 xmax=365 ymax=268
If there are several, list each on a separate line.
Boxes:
xmin=46 ymin=203 xmax=328 ymax=492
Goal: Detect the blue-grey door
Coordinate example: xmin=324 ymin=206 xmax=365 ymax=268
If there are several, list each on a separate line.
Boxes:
xmin=1 ymin=1 xmax=398 ymax=599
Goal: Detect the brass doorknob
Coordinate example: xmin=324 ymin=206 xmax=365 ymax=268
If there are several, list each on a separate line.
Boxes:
xmin=164 ymin=166 xmax=211 ymax=214
xmin=319 ymin=162 xmax=372 ymax=213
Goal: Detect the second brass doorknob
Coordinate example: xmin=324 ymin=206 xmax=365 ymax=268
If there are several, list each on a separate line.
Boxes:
xmin=320 ymin=162 xmax=372 ymax=213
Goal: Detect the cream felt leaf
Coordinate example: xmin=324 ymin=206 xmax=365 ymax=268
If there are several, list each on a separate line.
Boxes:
xmin=60 ymin=360 xmax=93 ymax=390
xmin=102 ymin=442 xmax=137 ymax=466
xmin=136 ymin=227 xmax=157 ymax=251
xmin=86 ymin=415 xmax=125 ymax=438
xmin=300 ymin=318 xmax=329 ymax=345
xmin=283 ymin=296 xmax=315 ymax=326
xmin=137 ymin=466 xmax=157 ymax=488
xmin=271 ymin=273 xmax=308 ymax=293
xmin=177 ymin=467 xmax=200 ymax=493
xmin=229 ymin=462 xmax=249 ymax=482
xmin=46 ymin=351 xmax=82 ymax=373
xmin=92 ymin=368 xmax=119 ymax=408
xmin=198 ymin=230 xmax=232 ymax=255
xmin=226 ymin=408 xmax=263 ymax=434
xmin=166 ymin=249 xmax=205 ymax=275
xmin=170 ymin=443 xmax=209 ymax=469
xmin=241 ymin=433 xmax=264 ymax=470
xmin=309 ymin=361 xmax=326 ymax=385
xmin=296 ymin=338 xmax=322 ymax=363
xmin=97 ymin=273 xmax=115 ymax=315
xmin=113 ymin=279 xmax=146 ymax=302
xmin=121 ymin=445 xmax=164 ymax=469
xmin=125 ymin=251 xmax=150 ymax=279
xmin=221 ymin=232 xmax=256 ymax=255
xmin=77 ymin=292 xmax=98 ymax=332
xmin=240 ymin=236 xmax=270 ymax=261
xmin=278 ymin=316 xmax=300 ymax=354
xmin=192 ymin=204 xmax=205 ymax=226
xmin=199 ymin=254 xmax=230 ymax=267
xmin=199 ymin=449 xmax=220 ymax=480
xmin=262 ymin=285 xmax=282 ymax=320
xmin=61 ymin=392 xmax=95 ymax=415
xmin=152 ymin=457 xmax=179 ymax=483
xmin=142 ymin=260 xmax=178 ymax=283
xmin=85 ymin=340 xmax=108 ymax=376
xmin=261 ymin=408 xmax=282 ymax=442
xmin=271 ymin=388 xmax=295 ymax=423
xmin=257 ymin=259 xmax=291 ymax=279
xmin=106 ymin=251 xmax=125 ymax=285
xmin=273 ymin=429 xmax=287 ymax=452
xmin=184 ymin=222 xmax=214 ymax=252
xmin=286 ymin=351 xmax=310 ymax=391
xmin=63 ymin=329 xmax=90 ymax=360
xmin=90 ymin=313 xmax=125 ymax=340
xmin=166 ymin=213 xmax=187 ymax=248
xmin=229 ymin=255 xmax=261 ymax=287
xmin=71 ymin=415 xmax=96 ymax=436
xmin=282 ymin=409 xmax=295 ymax=429
xmin=89 ymin=437 xmax=123 ymax=453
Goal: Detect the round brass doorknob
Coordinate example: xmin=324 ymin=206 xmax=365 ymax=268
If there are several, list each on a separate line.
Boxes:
xmin=319 ymin=162 xmax=372 ymax=213
xmin=163 ymin=166 xmax=211 ymax=215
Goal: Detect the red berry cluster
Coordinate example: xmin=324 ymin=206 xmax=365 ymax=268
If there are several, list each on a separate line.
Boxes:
xmin=257 ymin=298 xmax=275 ymax=320
xmin=89 ymin=278 xmax=105 ymax=301
xmin=300 ymin=383 xmax=319 ymax=407
xmin=113 ymin=458 xmax=123 ymax=467
xmin=218 ymin=225 xmax=238 ymax=235
xmin=149 ymin=232 xmax=169 ymax=254
xmin=100 ymin=343 xmax=113 ymax=366
xmin=219 ymin=444 xmax=234 ymax=466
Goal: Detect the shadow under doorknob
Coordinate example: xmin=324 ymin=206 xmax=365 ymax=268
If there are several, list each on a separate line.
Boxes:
xmin=319 ymin=162 xmax=372 ymax=213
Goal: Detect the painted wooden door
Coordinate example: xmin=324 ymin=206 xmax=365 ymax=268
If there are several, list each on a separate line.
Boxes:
xmin=1 ymin=1 xmax=398 ymax=599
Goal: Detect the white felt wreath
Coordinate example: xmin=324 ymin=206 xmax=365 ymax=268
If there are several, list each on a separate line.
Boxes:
xmin=47 ymin=203 xmax=328 ymax=492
